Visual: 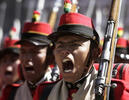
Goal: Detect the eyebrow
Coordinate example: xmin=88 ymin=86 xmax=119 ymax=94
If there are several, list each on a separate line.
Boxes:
xmin=56 ymin=40 xmax=79 ymax=44
xmin=56 ymin=39 xmax=86 ymax=44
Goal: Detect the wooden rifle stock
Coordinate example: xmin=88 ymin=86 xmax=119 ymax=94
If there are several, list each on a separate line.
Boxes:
xmin=48 ymin=0 xmax=62 ymax=30
xmin=95 ymin=0 xmax=122 ymax=100
xmin=49 ymin=12 xmax=57 ymax=29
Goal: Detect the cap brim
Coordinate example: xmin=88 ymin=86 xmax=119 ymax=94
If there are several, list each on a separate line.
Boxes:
xmin=48 ymin=24 xmax=98 ymax=42
xmin=15 ymin=39 xmax=49 ymax=46
xmin=16 ymin=33 xmax=51 ymax=46
xmin=48 ymin=31 xmax=89 ymax=42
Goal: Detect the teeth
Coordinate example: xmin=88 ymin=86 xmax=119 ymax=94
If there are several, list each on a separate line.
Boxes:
xmin=62 ymin=59 xmax=70 ymax=63
xmin=64 ymin=69 xmax=72 ymax=73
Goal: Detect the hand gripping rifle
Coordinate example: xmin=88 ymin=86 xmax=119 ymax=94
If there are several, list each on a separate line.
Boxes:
xmin=95 ymin=0 xmax=122 ymax=100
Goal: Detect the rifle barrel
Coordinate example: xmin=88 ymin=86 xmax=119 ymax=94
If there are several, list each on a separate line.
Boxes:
xmin=104 ymin=0 xmax=122 ymax=99
xmin=95 ymin=0 xmax=122 ymax=100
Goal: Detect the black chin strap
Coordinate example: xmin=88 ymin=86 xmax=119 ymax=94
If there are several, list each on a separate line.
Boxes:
xmin=66 ymin=66 xmax=94 ymax=88
xmin=81 ymin=66 xmax=94 ymax=81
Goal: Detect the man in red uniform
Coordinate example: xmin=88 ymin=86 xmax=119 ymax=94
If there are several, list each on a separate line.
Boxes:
xmin=33 ymin=0 xmax=100 ymax=99
xmin=49 ymin=16 xmax=100 ymax=100
xmin=0 ymin=42 xmax=21 ymax=100
xmin=13 ymin=10 xmax=58 ymax=100
xmin=33 ymin=0 xmax=129 ymax=100
xmin=0 ymin=10 xmax=59 ymax=100
xmin=0 ymin=26 xmax=21 ymax=87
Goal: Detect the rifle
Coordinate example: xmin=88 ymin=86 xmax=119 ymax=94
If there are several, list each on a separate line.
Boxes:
xmin=48 ymin=0 xmax=62 ymax=30
xmin=95 ymin=0 xmax=122 ymax=100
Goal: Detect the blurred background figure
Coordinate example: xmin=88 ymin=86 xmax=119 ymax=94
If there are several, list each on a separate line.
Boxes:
xmin=0 ymin=46 xmax=22 ymax=100
xmin=3 ymin=27 xmax=19 ymax=48
xmin=0 ymin=46 xmax=21 ymax=86
xmin=114 ymin=37 xmax=129 ymax=63
xmin=12 ymin=10 xmax=59 ymax=100
xmin=0 ymin=29 xmax=23 ymax=100
xmin=114 ymin=27 xmax=129 ymax=63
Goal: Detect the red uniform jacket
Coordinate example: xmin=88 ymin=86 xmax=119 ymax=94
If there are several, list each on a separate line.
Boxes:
xmin=33 ymin=64 xmax=129 ymax=100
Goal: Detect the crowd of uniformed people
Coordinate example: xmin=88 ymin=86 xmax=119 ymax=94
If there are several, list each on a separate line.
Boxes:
xmin=0 ymin=0 xmax=129 ymax=100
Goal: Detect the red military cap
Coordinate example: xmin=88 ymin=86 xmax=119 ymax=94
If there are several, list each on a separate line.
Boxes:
xmin=116 ymin=37 xmax=128 ymax=59
xmin=48 ymin=0 xmax=99 ymax=45
xmin=49 ymin=12 xmax=99 ymax=44
xmin=116 ymin=37 xmax=127 ymax=48
xmin=4 ymin=27 xmax=20 ymax=48
xmin=4 ymin=38 xmax=20 ymax=48
xmin=16 ymin=10 xmax=52 ymax=46
xmin=2 ymin=36 xmax=20 ymax=58
xmin=117 ymin=27 xmax=124 ymax=37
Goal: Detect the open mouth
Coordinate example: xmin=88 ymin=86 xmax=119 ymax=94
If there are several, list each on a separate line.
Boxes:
xmin=24 ymin=66 xmax=34 ymax=72
xmin=62 ymin=59 xmax=74 ymax=73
